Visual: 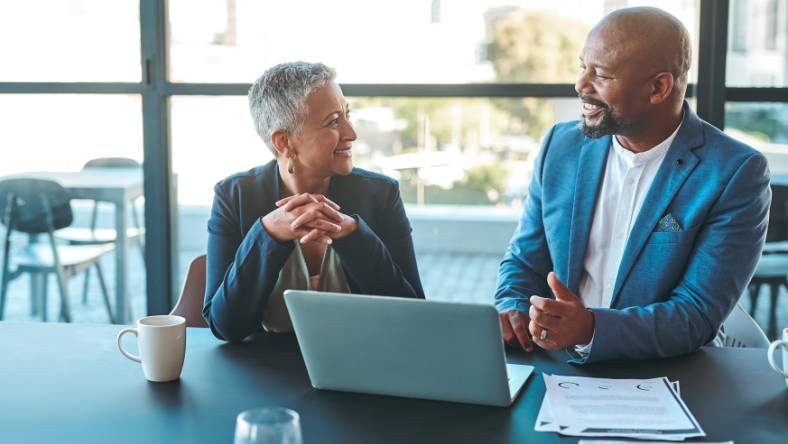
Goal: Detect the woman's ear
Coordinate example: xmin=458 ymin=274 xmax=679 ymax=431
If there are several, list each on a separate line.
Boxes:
xmin=271 ymin=129 xmax=295 ymax=158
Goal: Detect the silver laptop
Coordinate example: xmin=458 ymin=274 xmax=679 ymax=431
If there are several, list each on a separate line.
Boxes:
xmin=284 ymin=290 xmax=533 ymax=407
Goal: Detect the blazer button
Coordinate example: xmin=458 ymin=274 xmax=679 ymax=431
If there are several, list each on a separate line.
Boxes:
xmin=676 ymin=159 xmax=683 ymax=165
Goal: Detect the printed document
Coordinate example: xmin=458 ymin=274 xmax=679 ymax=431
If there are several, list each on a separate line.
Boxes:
xmin=579 ymin=441 xmax=732 ymax=444
xmin=536 ymin=381 xmax=680 ymax=435
xmin=539 ymin=374 xmax=705 ymax=440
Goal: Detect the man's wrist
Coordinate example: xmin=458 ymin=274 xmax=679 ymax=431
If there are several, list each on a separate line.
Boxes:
xmin=580 ymin=308 xmax=596 ymax=344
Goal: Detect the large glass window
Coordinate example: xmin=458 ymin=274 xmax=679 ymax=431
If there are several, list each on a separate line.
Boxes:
xmin=9 ymin=0 xmax=763 ymax=323
xmin=168 ymin=0 xmax=698 ymax=84
xmin=0 ymin=1 xmax=141 ymax=82
xmin=171 ymin=95 xmax=578 ymax=206
xmin=725 ymin=102 xmax=788 ymax=175
xmin=0 ymin=94 xmax=145 ymax=323
xmin=171 ymin=94 xmax=577 ymax=297
xmin=726 ymin=0 xmax=788 ymax=87
xmin=725 ymin=101 xmax=788 ymax=334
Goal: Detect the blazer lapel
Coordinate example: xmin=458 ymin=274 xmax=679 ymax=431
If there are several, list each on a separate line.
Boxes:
xmin=567 ymin=136 xmax=610 ymax=294
xmin=610 ymin=103 xmax=704 ymax=306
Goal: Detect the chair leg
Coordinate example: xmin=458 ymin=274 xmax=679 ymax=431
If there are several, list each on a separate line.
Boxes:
xmin=132 ymin=203 xmax=146 ymax=265
xmin=40 ymin=273 xmax=48 ymax=318
xmin=1 ymin=194 xmax=13 ymax=321
xmin=94 ymin=262 xmax=115 ymax=324
xmin=748 ymin=283 xmax=760 ymax=317
xmin=82 ymin=266 xmax=91 ymax=304
xmin=769 ymin=283 xmax=780 ymax=341
xmin=41 ymin=273 xmax=49 ymax=322
xmin=54 ymin=267 xmax=71 ymax=323
xmin=0 ymin=266 xmax=9 ymax=322
xmin=0 ymin=239 xmax=11 ymax=322
xmin=44 ymin=226 xmax=70 ymax=323
xmin=30 ymin=272 xmax=45 ymax=316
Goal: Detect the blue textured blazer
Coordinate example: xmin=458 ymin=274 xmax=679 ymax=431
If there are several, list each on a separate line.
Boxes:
xmin=203 ymin=160 xmax=425 ymax=342
xmin=495 ymin=102 xmax=771 ymax=363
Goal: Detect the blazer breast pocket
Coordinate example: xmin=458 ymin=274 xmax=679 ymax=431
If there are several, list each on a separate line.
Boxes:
xmin=646 ymin=224 xmax=699 ymax=244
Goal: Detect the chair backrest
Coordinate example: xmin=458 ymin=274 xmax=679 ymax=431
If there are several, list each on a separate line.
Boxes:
xmin=82 ymin=157 xmax=141 ymax=169
xmin=171 ymin=255 xmax=209 ymax=328
xmin=0 ymin=179 xmax=72 ymax=234
xmin=722 ymin=303 xmax=770 ymax=348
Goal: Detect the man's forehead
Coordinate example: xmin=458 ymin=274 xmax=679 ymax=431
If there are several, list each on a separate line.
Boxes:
xmin=582 ymin=27 xmax=637 ymax=68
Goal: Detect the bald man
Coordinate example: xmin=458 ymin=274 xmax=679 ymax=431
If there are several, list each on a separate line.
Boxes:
xmin=495 ymin=7 xmax=771 ymax=363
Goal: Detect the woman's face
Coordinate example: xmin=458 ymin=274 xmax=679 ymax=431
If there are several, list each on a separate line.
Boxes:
xmin=290 ymin=81 xmax=356 ymax=177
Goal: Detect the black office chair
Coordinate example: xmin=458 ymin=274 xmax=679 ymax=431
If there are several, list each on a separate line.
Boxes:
xmin=0 ymin=179 xmax=115 ymax=323
xmin=748 ymin=184 xmax=788 ymax=340
xmin=54 ymin=157 xmax=145 ymax=303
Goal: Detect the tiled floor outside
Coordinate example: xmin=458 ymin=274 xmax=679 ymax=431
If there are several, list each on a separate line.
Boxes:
xmin=2 ymin=239 xmax=788 ymax=342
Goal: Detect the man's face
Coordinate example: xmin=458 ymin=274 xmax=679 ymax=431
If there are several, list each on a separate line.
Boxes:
xmin=576 ymin=27 xmax=649 ymax=139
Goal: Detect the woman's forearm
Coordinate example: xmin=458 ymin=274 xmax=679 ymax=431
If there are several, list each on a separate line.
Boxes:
xmin=204 ymin=221 xmax=294 ymax=342
xmin=331 ymin=216 xmax=425 ymax=299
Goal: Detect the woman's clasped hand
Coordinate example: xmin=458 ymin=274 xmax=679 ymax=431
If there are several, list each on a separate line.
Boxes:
xmin=262 ymin=193 xmax=358 ymax=245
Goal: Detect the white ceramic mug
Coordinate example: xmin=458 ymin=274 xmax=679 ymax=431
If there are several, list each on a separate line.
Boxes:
xmin=768 ymin=327 xmax=788 ymax=389
xmin=117 ymin=315 xmax=186 ymax=382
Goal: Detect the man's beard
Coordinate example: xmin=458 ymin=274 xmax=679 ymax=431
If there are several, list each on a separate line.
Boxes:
xmin=578 ymin=95 xmax=635 ymax=139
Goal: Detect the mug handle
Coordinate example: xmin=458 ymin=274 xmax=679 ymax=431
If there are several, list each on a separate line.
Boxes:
xmin=768 ymin=340 xmax=788 ymax=378
xmin=117 ymin=328 xmax=141 ymax=363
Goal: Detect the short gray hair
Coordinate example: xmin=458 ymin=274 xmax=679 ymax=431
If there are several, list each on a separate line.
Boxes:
xmin=248 ymin=61 xmax=337 ymax=156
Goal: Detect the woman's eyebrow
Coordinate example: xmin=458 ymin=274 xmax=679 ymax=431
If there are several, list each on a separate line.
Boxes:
xmin=322 ymin=110 xmax=341 ymax=122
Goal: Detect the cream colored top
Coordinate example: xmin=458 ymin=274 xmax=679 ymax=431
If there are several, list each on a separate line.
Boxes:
xmin=262 ymin=241 xmax=350 ymax=332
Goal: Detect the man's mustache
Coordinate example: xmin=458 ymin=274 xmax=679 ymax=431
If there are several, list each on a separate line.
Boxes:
xmin=578 ymin=94 xmax=609 ymax=110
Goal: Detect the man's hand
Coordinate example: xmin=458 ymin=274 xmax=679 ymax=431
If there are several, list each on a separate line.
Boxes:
xmin=528 ymin=272 xmax=595 ymax=351
xmin=500 ymin=309 xmax=534 ymax=352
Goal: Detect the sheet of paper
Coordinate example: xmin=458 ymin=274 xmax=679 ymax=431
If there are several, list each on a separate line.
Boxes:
xmin=535 ymin=394 xmax=684 ymax=440
xmin=534 ymin=394 xmax=559 ymax=432
xmin=535 ymin=381 xmax=682 ymax=436
xmin=535 ymin=380 xmax=684 ymax=438
xmin=543 ymin=374 xmax=705 ymax=440
xmin=579 ymin=441 xmax=733 ymax=444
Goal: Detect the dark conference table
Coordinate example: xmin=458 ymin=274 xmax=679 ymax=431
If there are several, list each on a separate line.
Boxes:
xmin=1 ymin=322 xmax=786 ymax=443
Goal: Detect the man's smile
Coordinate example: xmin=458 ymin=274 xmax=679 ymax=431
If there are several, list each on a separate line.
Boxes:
xmin=582 ymin=102 xmax=604 ymax=117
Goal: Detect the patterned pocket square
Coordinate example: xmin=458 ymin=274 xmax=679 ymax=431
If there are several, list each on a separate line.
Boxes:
xmin=656 ymin=213 xmax=682 ymax=232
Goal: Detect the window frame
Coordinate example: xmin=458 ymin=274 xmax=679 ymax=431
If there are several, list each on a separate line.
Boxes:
xmin=0 ymin=0 xmax=777 ymax=316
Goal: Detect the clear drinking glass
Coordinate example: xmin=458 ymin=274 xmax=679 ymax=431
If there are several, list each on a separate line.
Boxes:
xmin=234 ymin=407 xmax=303 ymax=444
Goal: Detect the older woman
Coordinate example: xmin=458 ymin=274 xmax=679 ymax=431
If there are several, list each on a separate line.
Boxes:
xmin=203 ymin=62 xmax=425 ymax=342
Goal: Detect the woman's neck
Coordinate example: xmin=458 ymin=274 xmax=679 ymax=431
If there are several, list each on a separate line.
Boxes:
xmin=277 ymin=159 xmax=331 ymax=198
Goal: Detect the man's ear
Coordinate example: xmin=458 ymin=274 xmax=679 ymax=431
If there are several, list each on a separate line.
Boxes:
xmin=649 ymin=72 xmax=675 ymax=105
xmin=271 ymin=129 xmax=295 ymax=158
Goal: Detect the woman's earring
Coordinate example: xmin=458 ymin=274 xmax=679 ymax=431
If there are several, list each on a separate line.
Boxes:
xmin=287 ymin=156 xmax=295 ymax=174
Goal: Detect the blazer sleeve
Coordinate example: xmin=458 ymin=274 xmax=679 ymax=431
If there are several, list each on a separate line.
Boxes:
xmin=202 ymin=183 xmax=295 ymax=342
xmin=494 ymin=126 xmax=556 ymax=313
xmin=330 ymin=182 xmax=425 ymax=300
xmin=577 ymin=153 xmax=771 ymax=363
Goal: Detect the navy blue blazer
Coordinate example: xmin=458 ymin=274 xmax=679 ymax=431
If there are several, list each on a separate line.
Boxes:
xmin=203 ymin=160 xmax=425 ymax=342
xmin=495 ymin=102 xmax=771 ymax=363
